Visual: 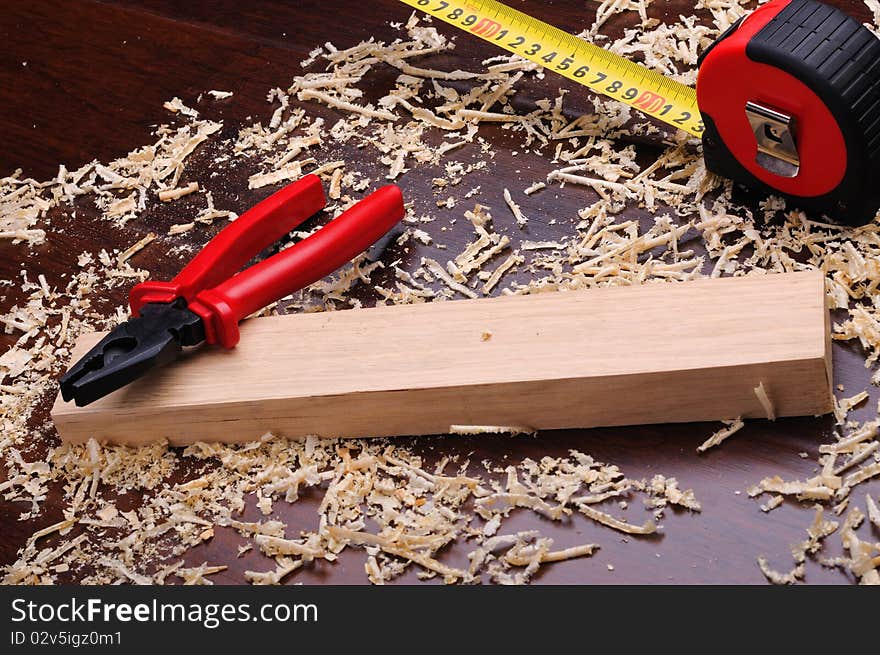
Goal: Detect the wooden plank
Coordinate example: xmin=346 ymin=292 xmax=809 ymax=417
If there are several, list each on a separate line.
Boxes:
xmin=51 ymin=270 xmax=833 ymax=445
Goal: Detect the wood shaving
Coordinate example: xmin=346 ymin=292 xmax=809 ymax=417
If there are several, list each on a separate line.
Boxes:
xmin=158 ymin=182 xmax=199 ymax=202
xmin=328 ymin=168 xmax=343 ymax=199
xmin=836 ymin=391 xmax=869 ymax=421
xmin=839 ymin=463 xmax=880 ymax=498
xmin=248 ymin=162 xmax=306 ymax=189
xmin=644 ymin=474 xmax=701 ymax=512
xmin=0 ymin=172 xmax=48 ymax=245
xmin=757 ymin=556 xmax=804 ymax=585
xmin=297 ymin=88 xmax=396 ymax=121
xmin=754 ymin=382 xmax=776 ymax=421
xmin=163 ymin=96 xmax=199 ymax=118
xmin=481 ymin=253 xmax=522 ymax=294
xmin=502 ymin=188 xmax=527 ymax=228
xmin=577 ymin=504 xmax=656 ymax=535
xmin=116 ymin=233 xmax=156 ymax=267
xmin=176 ymin=563 xmax=227 ymax=585
xmin=421 ymin=257 xmax=477 ymax=299
xmin=750 ymin=475 xmax=836 ymax=502
xmin=697 ymin=418 xmax=744 ymax=453
xmin=504 ymin=542 xmax=598 ymax=566
xmin=761 ymin=495 xmax=784 ymax=513
xmin=310 ymin=160 xmax=345 ymax=178
xmin=820 ymin=421 xmax=878 ymax=454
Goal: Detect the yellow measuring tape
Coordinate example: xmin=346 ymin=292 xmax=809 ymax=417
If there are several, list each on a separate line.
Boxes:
xmin=398 ymin=0 xmax=703 ymax=137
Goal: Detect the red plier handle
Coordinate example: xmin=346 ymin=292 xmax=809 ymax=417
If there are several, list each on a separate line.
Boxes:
xmin=129 ymin=174 xmax=404 ymax=347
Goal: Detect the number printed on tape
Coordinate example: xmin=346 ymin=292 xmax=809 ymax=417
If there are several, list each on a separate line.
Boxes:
xmin=400 ymin=0 xmax=703 ymax=136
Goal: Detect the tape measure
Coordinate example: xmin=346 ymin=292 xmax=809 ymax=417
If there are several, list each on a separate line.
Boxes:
xmin=399 ymin=0 xmax=880 ymax=225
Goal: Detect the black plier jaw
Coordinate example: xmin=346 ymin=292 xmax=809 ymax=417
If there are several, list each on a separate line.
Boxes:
xmin=59 ymin=300 xmax=204 ymax=407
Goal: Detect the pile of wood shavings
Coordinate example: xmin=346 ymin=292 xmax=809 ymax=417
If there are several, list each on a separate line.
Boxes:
xmin=1 ymin=2 xmax=880 ymax=584
xmin=2 ymin=434 xmax=699 ymax=585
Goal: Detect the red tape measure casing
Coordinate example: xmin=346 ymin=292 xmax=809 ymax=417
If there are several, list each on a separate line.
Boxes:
xmin=697 ymin=0 xmax=880 ymax=224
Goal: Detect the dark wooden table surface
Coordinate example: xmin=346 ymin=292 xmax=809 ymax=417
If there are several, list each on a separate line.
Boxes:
xmin=1 ymin=0 xmax=878 ymax=584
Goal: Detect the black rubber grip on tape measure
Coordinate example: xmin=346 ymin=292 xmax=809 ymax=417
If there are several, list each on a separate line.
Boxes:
xmin=748 ymin=0 xmax=880 ymax=168
xmin=702 ymin=0 xmax=880 ymax=225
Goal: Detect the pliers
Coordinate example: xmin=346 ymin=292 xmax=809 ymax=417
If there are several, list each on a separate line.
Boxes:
xmin=59 ymin=174 xmax=404 ymax=406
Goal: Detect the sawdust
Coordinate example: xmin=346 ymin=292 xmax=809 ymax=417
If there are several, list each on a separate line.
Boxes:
xmin=2 ymin=2 xmax=880 ymax=585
